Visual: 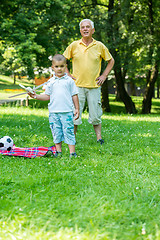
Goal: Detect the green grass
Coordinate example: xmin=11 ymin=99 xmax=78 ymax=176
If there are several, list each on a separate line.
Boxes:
xmin=0 ymin=106 xmax=160 ymax=239
xmin=0 ymin=75 xmax=35 ymax=100
xmin=109 ymin=95 xmax=160 ymax=114
xmin=0 ymin=75 xmax=34 ymax=89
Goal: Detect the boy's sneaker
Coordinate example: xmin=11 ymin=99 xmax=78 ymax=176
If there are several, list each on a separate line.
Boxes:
xmin=54 ymin=151 xmax=62 ymax=157
xmin=70 ymin=152 xmax=77 ymax=158
xmin=97 ymin=139 xmax=104 ymax=145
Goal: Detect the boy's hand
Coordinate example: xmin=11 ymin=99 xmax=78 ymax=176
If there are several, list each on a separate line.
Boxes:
xmin=74 ymin=109 xmax=79 ymax=120
xmin=28 ymin=91 xmax=37 ymax=99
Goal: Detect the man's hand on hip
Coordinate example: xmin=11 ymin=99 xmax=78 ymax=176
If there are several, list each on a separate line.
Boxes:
xmin=96 ymin=75 xmax=107 ymax=86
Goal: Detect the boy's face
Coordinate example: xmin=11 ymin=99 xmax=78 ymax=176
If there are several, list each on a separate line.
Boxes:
xmin=52 ymin=60 xmax=66 ymax=78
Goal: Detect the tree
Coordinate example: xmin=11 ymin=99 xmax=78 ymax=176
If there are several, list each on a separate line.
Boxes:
xmin=95 ymin=0 xmax=137 ymax=113
xmin=0 ymin=0 xmax=159 ymax=114
xmin=0 ymin=0 xmax=67 ymax=78
xmin=0 ymin=46 xmax=25 ymax=84
xmin=141 ymin=0 xmax=160 ymax=113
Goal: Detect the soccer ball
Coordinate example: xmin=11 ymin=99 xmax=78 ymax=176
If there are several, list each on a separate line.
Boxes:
xmin=0 ymin=136 xmax=14 ymax=151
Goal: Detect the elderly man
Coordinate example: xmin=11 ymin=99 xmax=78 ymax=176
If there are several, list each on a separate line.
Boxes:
xmin=63 ymin=19 xmax=114 ymax=144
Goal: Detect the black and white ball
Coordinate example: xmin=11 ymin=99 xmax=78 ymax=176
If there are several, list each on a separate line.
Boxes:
xmin=0 ymin=136 xmax=14 ymax=151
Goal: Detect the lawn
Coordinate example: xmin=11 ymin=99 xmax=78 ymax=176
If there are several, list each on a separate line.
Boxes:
xmin=0 ymin=75 xmax=35 ymax=100
xmin=1 ymin=74 xmax=160 ymax=114
xmin=0 ymin=105 xmax=160 ymax=240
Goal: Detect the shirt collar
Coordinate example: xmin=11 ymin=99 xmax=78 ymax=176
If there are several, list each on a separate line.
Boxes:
xmin=79 ymin=38 xmax=96 ymax=47
xmin=54 ymin=73 xmax=68 ymax=80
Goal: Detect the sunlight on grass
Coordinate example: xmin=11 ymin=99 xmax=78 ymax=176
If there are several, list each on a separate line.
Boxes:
xmin=103 ymin=113 xmax=160 ymax=122
xmin=0 ymin=74 xmax=34 ymax=86
xmin=1 ymin=218 xmax=109 ymax=240
xmin=0 ymin=106 xmax=48 ymax=117
xmin=0 ymin=74 xmax=35 ymax=100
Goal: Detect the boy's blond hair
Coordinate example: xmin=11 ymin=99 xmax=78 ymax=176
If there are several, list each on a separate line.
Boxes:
xmin=52 ymin=54 xmax=66 ymax=64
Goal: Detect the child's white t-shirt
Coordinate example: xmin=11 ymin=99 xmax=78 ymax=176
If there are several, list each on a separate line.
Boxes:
xmin=45 ymin=74 xmax=78 ymax=113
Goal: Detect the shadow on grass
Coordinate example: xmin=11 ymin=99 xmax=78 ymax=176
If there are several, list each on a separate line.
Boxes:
xmin=109 ymin=104 xmax=126 ymax=114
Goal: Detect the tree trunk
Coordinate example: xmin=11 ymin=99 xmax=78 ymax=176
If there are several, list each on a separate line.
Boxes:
xmin=107 ymin=0 xmax=137 ymax=114
xmin=130 ymin=81 xmax=136 ymax=96
xmin=115 ymin=89 xmax=121 ymax=101
xmin=157 ymin=78 xmax=159 ymax=99
xmin=142 ymin=64 xmax=159 ymax=113
xmin=115 ymin=69 xmax=137 ymax=113
xmin=101 ymin=79 xmax=111 ymax=112
xmin=142 ymin=0 xmax=158 ymax=113
xmin=14 ymin=74 xmax=16 ymax=84
xmin=93 ymin=15 xmax=111 ymax=113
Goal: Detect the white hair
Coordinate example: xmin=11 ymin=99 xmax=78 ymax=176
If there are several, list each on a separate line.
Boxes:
xmin=79 ymin=19 xmax=94 ymax=29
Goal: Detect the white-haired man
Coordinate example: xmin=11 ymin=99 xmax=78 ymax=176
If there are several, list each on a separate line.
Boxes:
xmin=63 ymin=19 xmax=114 ymax=145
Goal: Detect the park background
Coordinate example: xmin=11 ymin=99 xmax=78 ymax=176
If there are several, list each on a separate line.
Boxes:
xmin=0 ymin=0 xmax=160 ymax=239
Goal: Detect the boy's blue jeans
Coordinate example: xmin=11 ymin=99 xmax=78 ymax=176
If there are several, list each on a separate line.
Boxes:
xmin=49 ymin=112 xmax=76 ymax=145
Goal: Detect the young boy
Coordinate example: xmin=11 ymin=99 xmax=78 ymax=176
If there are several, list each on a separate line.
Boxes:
xmin=28 ymin=54 xmax=79 ymax=158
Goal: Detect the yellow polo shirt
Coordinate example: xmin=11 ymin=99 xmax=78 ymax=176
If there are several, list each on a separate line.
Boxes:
xmin=63 ymin=38 xmax=112 ymax=88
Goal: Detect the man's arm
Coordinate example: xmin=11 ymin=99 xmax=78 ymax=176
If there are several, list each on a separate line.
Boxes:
xmin=72 ymin=94 xmax=79 ymax=120
xmin=65 ymin=66 xmax=76 ymax=80
xmin=96 ymin=57 xmax=115 ymax=86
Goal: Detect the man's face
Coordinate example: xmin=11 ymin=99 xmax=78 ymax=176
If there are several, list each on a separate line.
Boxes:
xmin=80 ymin=20 xmax=95 ymax=38
xmin=52 ymin=60 xmax=66 ymax=78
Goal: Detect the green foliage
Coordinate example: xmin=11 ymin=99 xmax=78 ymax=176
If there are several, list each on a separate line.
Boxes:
xmin=0 ymin=0 xmax=160 ymax=113
xmin=0 ymin=107 xmax=160 ymax=239
xmin=0 ymin=46 xmax=28 ymax=77
xmin=0 ymin=0 xmax=68 ymax=77
xmin=0 ymin=0 xmax=159 ymax=80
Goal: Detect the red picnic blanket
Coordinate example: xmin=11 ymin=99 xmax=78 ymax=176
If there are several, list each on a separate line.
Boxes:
xmin=0 ymin=145 xmax=56 ymax=158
